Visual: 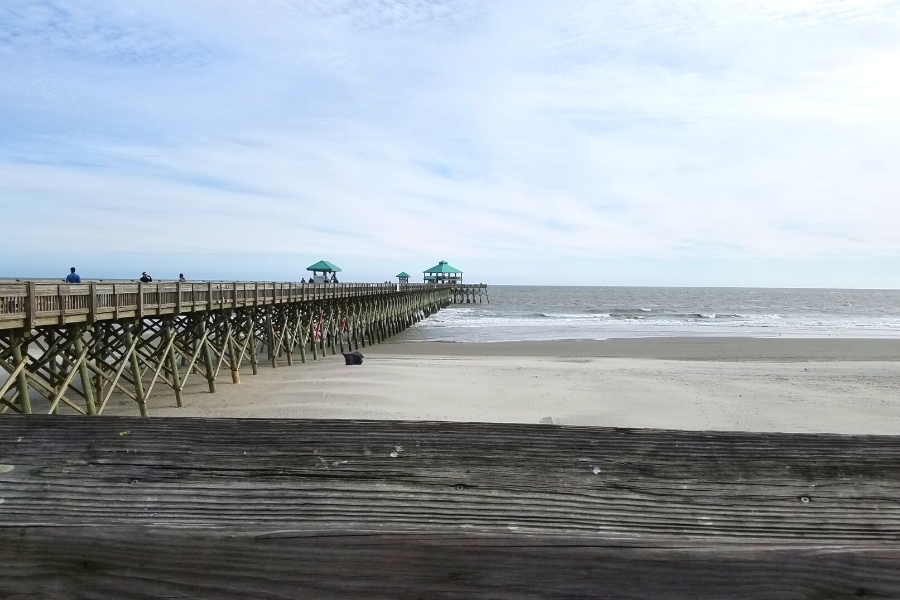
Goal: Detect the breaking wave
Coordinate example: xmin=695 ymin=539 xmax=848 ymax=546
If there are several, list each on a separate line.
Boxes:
xmin=398 ymin=287 xmax=900 ymax=342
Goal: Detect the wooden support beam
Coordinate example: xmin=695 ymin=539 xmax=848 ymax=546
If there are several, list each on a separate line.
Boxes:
xmin=297 ymin=310 xmax=308 ymax=364
xmin=140 ymin=327 xmax=177 ymax=402
xmin=92 ymin=324 xmax=104 ymax=409
xmin=280 ymin=311 xmax=293 ymax=366
xmin=266 ymin=309 xmax=277 ymax=369
xmin=72 ymin=329 xmax=97 ymax=416
xmin=248 ymin=311 xmax=259 ymax=375
xmin=9 ymin=332 xmax=32 ymax=414
xmin=122 ymin=324 xmax=148 ymax=417
xmin=199 ymin=318 xmax=217 ymax=394
xmin=164 ymin=320 xmax=184 ymax=407
xmin=328 ymin=306 xmax=337 ymax=356
xmin=227 ymin=333 xmax=241 ymax=384
xmin=0 ymin=355 xmax=28 ymax=406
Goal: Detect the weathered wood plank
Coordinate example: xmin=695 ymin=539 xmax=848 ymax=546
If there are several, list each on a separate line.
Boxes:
xmin=0 ymin=418 xmax=899 ymax=598
xmin=2 ymin=527 xmax=897 ymax=599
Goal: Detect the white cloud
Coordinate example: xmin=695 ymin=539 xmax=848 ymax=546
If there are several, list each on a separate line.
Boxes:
xmin=1 ymin=0 xmax=899 ymax=285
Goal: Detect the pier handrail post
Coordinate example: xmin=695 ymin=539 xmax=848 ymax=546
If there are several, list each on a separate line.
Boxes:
xmin=88 ymin=282 xmax=97 ymax=323
xmin=58 ymin=284 xmax=68 ymax=326
xmin=137 ymin=282 xmax=144 ymax=319
xmin=26 ymin=281 xmax=36 ymax=329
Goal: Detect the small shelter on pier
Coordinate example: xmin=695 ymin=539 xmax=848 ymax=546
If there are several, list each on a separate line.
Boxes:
xmin=307 ymin=260 xmax=342 ymax=283
xmin=396 ymin=272 xmax=410 ymax=284
xmin=423 ymin=260 xmax=462 ymax=285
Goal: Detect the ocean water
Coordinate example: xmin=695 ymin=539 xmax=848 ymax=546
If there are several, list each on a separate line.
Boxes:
xmin=395 ymin=286 xmax=900 ymax=343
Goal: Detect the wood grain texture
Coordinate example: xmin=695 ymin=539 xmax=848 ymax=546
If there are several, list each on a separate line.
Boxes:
xmin=1 ymin=417 xmax=899 ymax=598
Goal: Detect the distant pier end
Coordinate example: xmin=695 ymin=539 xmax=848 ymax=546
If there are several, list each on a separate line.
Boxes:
xmin=422 ymin=260 xmax=488 ymax=304
xmin=451 ymin=283 xmax=488 ymax=304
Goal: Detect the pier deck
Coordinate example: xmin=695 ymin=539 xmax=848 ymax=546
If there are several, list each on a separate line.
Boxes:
xmin=1 ymin=417 xmax=897 ymax=598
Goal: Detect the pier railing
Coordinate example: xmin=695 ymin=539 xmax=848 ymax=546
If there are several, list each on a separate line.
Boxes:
xmin=0 ymin=281 xmax=486 ymax=330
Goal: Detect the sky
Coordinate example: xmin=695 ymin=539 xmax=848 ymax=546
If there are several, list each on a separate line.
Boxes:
xmin=1 ymin=0 xmax=899 ymax=286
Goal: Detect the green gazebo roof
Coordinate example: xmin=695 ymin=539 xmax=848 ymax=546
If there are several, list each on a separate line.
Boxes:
xmin=423 ymin=260 xmax=461 ymax=274
xmin=307 ymin=260 xmax=342 ymax=273
xmin=396 ymin=272 xmax=410 ymax=278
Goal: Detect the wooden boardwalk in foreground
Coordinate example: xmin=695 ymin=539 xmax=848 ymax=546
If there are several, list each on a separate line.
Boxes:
xmin=1 ymin=417 xmax=898 ymax=598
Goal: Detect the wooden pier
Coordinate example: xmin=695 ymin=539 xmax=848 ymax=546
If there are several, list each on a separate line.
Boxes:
xmin=1 ymin=416 xmax=898 ymax=598
xmin=451 ymin=283 xmax=488 ymax=304
xmin=0 ymin=281 xmax=479 ymax=416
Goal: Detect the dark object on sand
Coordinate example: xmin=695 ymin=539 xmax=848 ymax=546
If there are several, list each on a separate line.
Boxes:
xmin=342 ymin=350 xmax=364 ymax=365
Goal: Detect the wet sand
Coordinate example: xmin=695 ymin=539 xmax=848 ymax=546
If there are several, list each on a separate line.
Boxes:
xmin=107 ymin=338 xmax=900 ymax=435
xmin=365 ymin=337 xmax=900 ymax=361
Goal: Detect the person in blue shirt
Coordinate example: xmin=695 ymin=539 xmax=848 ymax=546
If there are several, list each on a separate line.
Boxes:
xmin=65 ymin=267 xmax=81 ymax=283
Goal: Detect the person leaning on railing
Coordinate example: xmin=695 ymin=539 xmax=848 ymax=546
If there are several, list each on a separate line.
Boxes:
xmin=65 ymin=267 xmax=81 ymax=283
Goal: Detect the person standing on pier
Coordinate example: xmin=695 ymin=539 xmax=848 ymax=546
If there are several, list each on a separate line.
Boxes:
xmin=140 ymin=272 xmax=153 ymax=283
xmin=64 ymin=267 xmax=81 ymax=283
xmin=179 ymin=273 xmax=186 ymax=282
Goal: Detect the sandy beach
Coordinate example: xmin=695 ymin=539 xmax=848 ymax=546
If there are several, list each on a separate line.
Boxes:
xmin=107 ymin=337 xmax=900 ymax=435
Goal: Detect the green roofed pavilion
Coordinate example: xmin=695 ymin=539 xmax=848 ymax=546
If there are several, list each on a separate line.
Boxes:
xmin=423 ymin=260 xmax=462 ymax=284
xmin=307 ymin=260 xmax=342 ymax=283
xmin=396 ymin=272 xmax=411 ymax=284
xmin=307 ymin=260 xmax=342 ymax=273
